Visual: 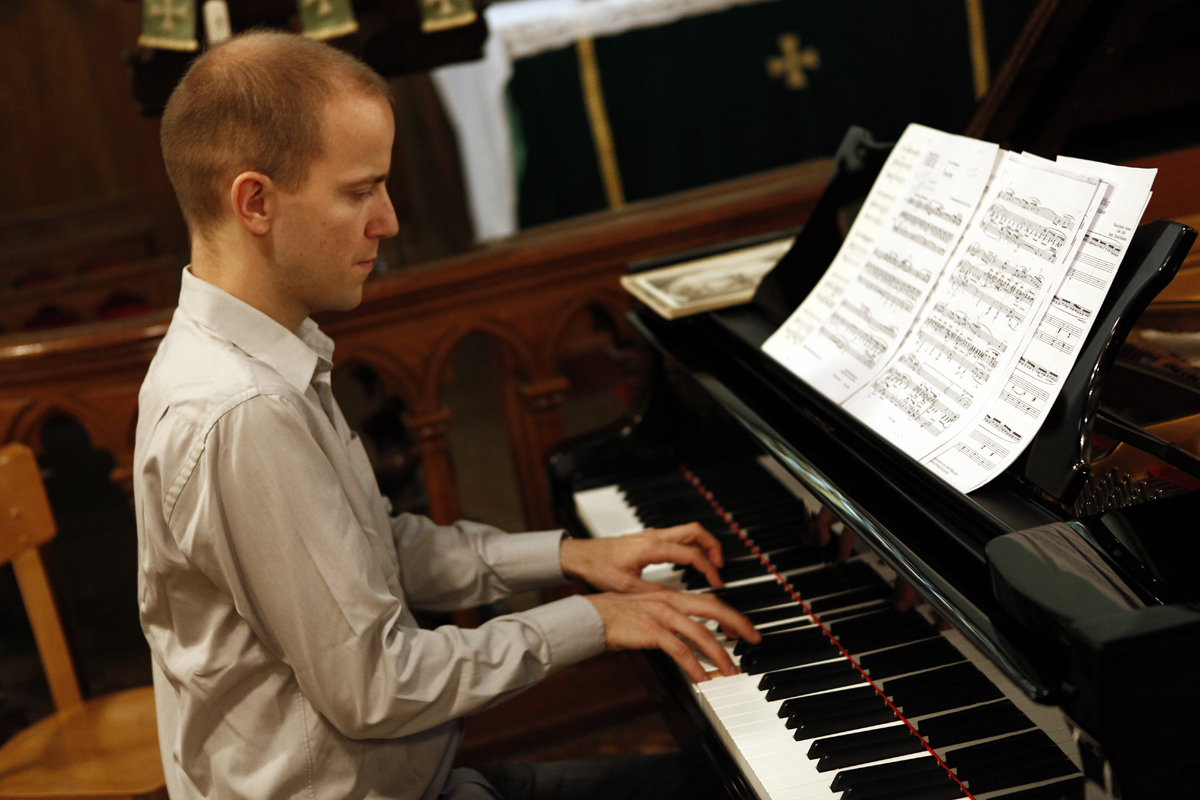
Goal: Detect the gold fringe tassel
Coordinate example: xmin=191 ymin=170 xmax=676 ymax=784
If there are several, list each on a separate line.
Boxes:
xmin=965 ymin=0 xmax=990 ymax=100
xmin=575 ymin=37 xmax=625 ymax=210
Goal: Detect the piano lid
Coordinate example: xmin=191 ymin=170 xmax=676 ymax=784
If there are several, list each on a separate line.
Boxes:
xmin=965 ymin=0 xmax=1200 ymax=162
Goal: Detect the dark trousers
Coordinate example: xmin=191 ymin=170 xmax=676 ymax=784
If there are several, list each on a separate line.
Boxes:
xmin=442 ymin=752 xmax=730 ymax=800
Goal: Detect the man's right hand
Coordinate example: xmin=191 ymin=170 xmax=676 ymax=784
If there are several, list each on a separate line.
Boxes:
xmin=584 ymin=590 xmax=761 ymax=683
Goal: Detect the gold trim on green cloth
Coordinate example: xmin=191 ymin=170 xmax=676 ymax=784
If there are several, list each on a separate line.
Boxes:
xmin=298 ymin=0 xmax=360 ymax=40
xmin=576 ymin=36 xmax=625 ymax=210
xmin=965 ymin=0 xmax=990 ymax=99
xmin=421 ymin=0 xmax=478 ymax=33
xmin=139 ymin=0 xmax=198 ymax=52
xmin=766 ymin=33 xmax=820 ymax=90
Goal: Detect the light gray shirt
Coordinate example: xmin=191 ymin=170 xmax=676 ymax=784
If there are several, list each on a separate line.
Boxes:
xmin=134 ymin=270 xmax=606 ymax=800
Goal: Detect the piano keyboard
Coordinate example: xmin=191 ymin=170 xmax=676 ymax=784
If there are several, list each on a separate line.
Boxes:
xmin=574 ymin=457 xmax=1085 ymax=800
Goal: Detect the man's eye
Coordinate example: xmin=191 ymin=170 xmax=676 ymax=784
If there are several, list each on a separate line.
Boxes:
xmin=355 ymin=190 xmax=374 ymax=200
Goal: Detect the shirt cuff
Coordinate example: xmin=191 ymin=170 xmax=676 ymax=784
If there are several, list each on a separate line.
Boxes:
xmin=520 ymin=594 xmax=606 ymax=671
xmin=485 ymin=529 xmax=568 ymax=592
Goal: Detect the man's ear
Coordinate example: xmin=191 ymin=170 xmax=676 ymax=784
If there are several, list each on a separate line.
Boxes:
xmin=230 ymin=172 xmax=273 ymax=235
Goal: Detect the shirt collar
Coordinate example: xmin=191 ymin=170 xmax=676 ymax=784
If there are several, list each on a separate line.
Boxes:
xmin=177 ymin=268 xmax=334 ymax=392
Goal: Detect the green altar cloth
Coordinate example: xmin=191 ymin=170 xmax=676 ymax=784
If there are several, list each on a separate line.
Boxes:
xmin=512 ymin=0 xmax=1037 ymax=228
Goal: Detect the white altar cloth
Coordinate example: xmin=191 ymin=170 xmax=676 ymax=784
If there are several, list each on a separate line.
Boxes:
xmin=432 ymin=0 xmax=776 ymax=241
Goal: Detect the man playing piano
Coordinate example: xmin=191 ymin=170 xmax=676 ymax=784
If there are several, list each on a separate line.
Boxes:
xmin=133 ymin=30 xmax=758 ymax=800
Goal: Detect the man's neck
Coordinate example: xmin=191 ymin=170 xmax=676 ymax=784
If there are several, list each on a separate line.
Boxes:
xmin=190 ymin=236 xmax=308 ymax=332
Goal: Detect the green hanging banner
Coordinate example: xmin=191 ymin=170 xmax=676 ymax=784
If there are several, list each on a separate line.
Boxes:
xmin=420 ymin=0 xmax=476 ymax=33
xmin=138 ymin=0 xmax=199 ymax=51
xmin=298 ymin=0 xmax=360 ymax=40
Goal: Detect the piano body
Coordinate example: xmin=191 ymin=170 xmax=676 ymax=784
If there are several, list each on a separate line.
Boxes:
xmin=546 ymin=1 xmax=1200 ymax=798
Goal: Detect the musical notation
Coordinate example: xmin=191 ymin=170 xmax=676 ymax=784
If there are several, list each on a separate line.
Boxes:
xmin=980 ymin=204 xmax=1065 ymax=263
xmin=892 ymin=223 xmax=947 ymax=255
xmin=872 ymin=368 xmax=961 ymax=436
xmin=997 ymin=188 xmax=1076 ymax=229
xmin=818 ymin=311 xmax=888 ymax=368
xmin=999 ymin=373 xmax=1049 ymax=418
xmin=963 ymin=243 xmax=1045 ymax=289
xmin=844 ymin=302 xmax=899 ymax=339
xmin=1017 ymin=356 xmax=1059 ymax=384
xmin=1033 ymin=313 xmax=1083 ymax=353
xmin=857 ymin=266 xmax=917 ymax=311
xmin=950 ymin=441 xmax=993 ymax=470
xmin=905 ymin=194 xmax=963 ymax=226
xmin=874 ymin=249 xmax=931 ymax=283
xmin=917 ymin=316 xmax=1000 ymax=385
xmin=982 ymin=414 xmax=1021 ymax=445
xmin=1065 ymin=266 xmax=1106 ymax=289
xmin=898 ymin=354 xmax=973 ymax=409
xmin=932 ymin=303 xmax=1006 ymax=350
xmin=897 ymin=210 xmax=954 ymax=244
xmin=1050 ymin=295 xmax=1092 ymax=320
xmin=947 ymin=261 xmax=1036 ymax=326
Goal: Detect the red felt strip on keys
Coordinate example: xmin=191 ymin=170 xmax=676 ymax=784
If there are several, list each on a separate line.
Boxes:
xmin=680 ymin=464 xmax=978 ymax=800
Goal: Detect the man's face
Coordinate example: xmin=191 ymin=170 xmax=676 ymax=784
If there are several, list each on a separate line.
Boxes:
xmin=270 ymin=90 xmax=398 ymax=319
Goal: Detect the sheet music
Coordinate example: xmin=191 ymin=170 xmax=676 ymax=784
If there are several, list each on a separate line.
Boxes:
xmin=920 ymin=157 xmax=1154 ymax=491
xmin=764 ymin=125 xmax=1000 ymax=402
xmin=844 ymin=153 xmax=1105 ymax=467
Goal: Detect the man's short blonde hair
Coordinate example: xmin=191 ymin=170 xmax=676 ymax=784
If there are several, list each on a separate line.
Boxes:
xmin=161 ymin=30 xmax=392 ymax=234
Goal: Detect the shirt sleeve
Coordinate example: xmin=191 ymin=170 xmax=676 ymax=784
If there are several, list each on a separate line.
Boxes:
xmin=389 ymin=515 xmax=569 ymax=612
xmin=168 ymin=392 xmax=606 ymax=740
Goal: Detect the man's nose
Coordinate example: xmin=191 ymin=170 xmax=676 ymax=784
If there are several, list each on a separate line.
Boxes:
xmin=367 ymin=186 xmax=400 ymax=239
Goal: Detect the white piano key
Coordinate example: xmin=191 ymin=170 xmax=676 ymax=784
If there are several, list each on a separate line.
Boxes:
xmin=573 ymin=476 xmax=1085 ymax=800
xmin=573 ymin=484 xmax=644 ymax=537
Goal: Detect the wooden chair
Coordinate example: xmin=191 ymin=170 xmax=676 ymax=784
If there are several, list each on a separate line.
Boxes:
xmin=0 ymin=443 xmax=165 ymax=799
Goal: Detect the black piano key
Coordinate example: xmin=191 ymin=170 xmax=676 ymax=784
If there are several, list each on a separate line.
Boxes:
xmin=808 ymin=583 xmax=893 ymax=612
xmin=942 ymin=729 xmax=1055 ymax=770
xmin=789 ymin=561 xmax=884 ymax=597
xmin=685 ymin=558 xmax=769 ymax=588
xmin=711 ymin=581 xmax=792 ymax=611
xmin=843 ymin=778 xmax=965 ymax=800
xmin=829 ymin=608 xmax=915 ymax=636
xmin=882 ymin=662 xmax=980 ymax=693
xmin=746 ymin=604 xmax=810 ymax=626
xmin=780 ymin=685 xmax=879 ymax=720
xmin=859 ymin=637 xmax=966 ymax=679
xmin=807 ymin=723 xmax=909 ymax=758
xmin=743 ymin=623 xmax=828 ymax=651
xmin=762 ymin=661 xmax=862 ymax=700
xmin=960 ymin=755 xmax=1079 ymax=795
xmin=811 ymin=725 xmax=926 ymax=771
xmin=793 ymin=705 xmax=897 ymax=739
xmin=741 ymin=639 xmax=840 ymax=674
xmin=895 ymin=680 xmax=1004 ymax=717
xmin=829 ymin=755 xmax=944 ymax=792
xmin=838 ymin=621 xmax=940 ymax=653
xmin=812 ymin=599 xmax=889 ymax=623
xmin=916 ymin=700 xmax=1032 ymax=748
xmin=766 ymin=545 xmax=831 ymax=571
xmin=985 ymin=776 xmax=1085 ymax=800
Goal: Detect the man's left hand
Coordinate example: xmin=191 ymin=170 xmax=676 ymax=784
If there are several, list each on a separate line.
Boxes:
xmin=560 ymin=523 xmax=725 ymax=593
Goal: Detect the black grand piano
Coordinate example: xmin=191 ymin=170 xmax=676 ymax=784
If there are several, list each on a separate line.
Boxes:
xmin=546 ymin=1 xmax=1200 ymax=798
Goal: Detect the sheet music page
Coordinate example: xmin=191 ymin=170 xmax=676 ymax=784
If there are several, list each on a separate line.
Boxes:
xmin=842 ymin=153 xmax=1106 ymax=467
xmin=762 ymin=124 xmax=932 ymax=353
xmin=919 ymin=157 xmax=1155 ymax=491
xmin=763 ymin=126 xmax=1000 ymax=402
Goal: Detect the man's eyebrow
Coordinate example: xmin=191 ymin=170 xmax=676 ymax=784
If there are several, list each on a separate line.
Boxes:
xmin=348 ymin=174 xmax=389 ymax=187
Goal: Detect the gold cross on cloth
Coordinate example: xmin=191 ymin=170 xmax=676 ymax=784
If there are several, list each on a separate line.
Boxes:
xmin=304 ymin=0 xmax=335 ymax=17
xmin=767 ymin=33 xmax=820 ymax=90
xmin=148 ymin=0 xmax=190 ymax=32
